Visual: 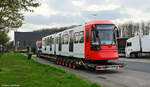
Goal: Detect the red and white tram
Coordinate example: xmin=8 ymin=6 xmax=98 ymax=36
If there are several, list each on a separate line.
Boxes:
xmin=37 ymin=20 xmax=124 ymax=70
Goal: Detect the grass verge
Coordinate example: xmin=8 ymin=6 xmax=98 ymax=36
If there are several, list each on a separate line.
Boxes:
xmin=0 ymin=53 xmax=101 ymax=87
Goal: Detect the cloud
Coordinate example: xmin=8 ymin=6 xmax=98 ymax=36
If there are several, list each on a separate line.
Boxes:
xmin=9 ymin=0 xmax=150 ymax=40
xmin=24 ymin=0 xmax=150 ymax=23
xmin=86 ymin=4 xmax=120 ymax=11
xmin=25 ymin=14 xmax=83 ymax=25
xmin=24 ymin=0 xmax=60 ymax=18
xmin=72 ymin=0 xmax=86 ymax=7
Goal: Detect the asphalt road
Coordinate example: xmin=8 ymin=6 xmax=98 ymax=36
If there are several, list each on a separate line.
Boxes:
xmin=123 ymin=60 xmax=150 ymax=73
xmin=31 ymin=55 xmax=150 ymax=87
xmin=112 ymin=58 xmax=150 ymax=73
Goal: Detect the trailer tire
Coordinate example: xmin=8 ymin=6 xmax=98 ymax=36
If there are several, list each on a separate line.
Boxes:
xmin=37 ymin=51 xmax=42 ymax=57
xmin=72 ymin=63 xmax=76 ymax=69
xmin=59 ymin=58 xmax=62 ymax=65
xmin=130 ymin=53 xmax=137 ymax=58
xmin=69 ymin=62 xmax=72 ymax=68
xmin=65 ymin=62 xmax=68 ymax=67
xmin=65 ymin=59 xmax=68 ymax=67
xmin=62 ymin=58 xmax=65 ymax=66
xmin=56 ymin=58 xmax=59 ymax=65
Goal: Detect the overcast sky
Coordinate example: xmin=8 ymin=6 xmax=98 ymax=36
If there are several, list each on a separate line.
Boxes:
xmin=9 ymin=0 xmax=150 ymax=40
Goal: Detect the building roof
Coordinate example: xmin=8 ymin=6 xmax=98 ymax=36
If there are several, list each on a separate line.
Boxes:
xmin=14 ymin=32 xmax=52 ymax=47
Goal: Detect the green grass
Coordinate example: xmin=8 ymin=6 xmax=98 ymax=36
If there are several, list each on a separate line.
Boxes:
xmin=0 ymin=53 xmax=101 ymax=87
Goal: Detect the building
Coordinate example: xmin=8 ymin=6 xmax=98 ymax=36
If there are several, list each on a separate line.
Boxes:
xmin=14 ymin=32 xmax=52 ymax=48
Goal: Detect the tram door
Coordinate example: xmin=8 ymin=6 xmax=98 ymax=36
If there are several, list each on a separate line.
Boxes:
xmin=58 ymin=34 xmax=62 ymax=51
xmin=69 ymin=30 xmax=73 ymax=52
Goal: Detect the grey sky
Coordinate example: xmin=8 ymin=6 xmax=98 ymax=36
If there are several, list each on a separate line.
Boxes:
xmin=9 ymin=0 xmax=150 ymax=40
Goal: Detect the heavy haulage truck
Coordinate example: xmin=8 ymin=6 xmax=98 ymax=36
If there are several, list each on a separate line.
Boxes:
xmin=36 ymin=20 xmax=124 ymax=70
xmin=126 ymin=35 xmax=150 ymax=58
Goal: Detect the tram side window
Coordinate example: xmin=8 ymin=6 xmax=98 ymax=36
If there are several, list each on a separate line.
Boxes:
xmin=48 ymin=38 xmax=50 ymax=45
xmin=64 ymin=34 xmax=69 ymax=44
xmin=86 ymin=30 xmax=89 ymax=42
xmin=46 ymin=38 xmax=48 ymax=46
xmin=91 ymin=30 xmax=97 ymax=43
xmin=58 ymin=34 xmax=61 ymax=44
xmin=45 ymin=39 xmax=46 ymax=46
xmin=52 ymin=38 xmax=54 ymax=44
xmin=48 ymin=37 xmax=50 ymax=45
xmin=74 ymin=32 xmax=79 ymax=43
xmin=43 ymin=39 xmax=45 ymax=46
xmin=47 ymin=38 xmax=48 ymax=45
xmin=45 ymin=38 xmax=47 ymax=46
xmin=57 ymin=36 xmax=59 ymax=44
xmin=66 ymin=34 xmax=69 ymax=44
xmin=44 ymin=39 xmax=45 ymax=46
xmin=49 ymin=37 xmax=52 ymax=44
xmin=62 ymin=35 xmax=64 ymax=44
xmin=56 ymin=36 xmax=58 ymax=44
xmin=79 ymin=31 xmax=84 ymax=43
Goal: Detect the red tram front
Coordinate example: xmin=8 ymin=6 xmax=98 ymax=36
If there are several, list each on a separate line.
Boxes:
xmin=84 ymin=21 xmax=119 ymax=61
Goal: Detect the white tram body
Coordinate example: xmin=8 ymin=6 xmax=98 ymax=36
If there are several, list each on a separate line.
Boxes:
xmin=40 ymin=20 xmax=119 ymax=62
xmin=42 ymin=26 xmax=85 ymax=59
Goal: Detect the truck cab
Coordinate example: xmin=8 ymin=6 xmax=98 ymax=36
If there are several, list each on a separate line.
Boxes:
xmin=125 ymin=36 xmax=140 ymax=58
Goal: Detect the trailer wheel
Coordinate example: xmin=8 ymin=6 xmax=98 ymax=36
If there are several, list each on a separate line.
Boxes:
xmin=65 ymin=60 xmax=68 ymax=67
xmin=56 ymin=58 xmax=59 ymax=65
xmin=59 ymin=58 xmax=62 ymax=65
xmin=37 ymin=51 xmax=42 ymax=57
xmin=77 ymin=61 xmax=84 ymax=69
xmin=62 ymin=59 xmax=65 ymax=66
xmin=65 ymin=62 xmax=68 ymax=67
xmin=130 ymin=53 xmax=137 ymax=58
xmin=69 ymin=62 xmax=72 ymax=68
xmin=72 ymin=63 xmax=76 ymax=69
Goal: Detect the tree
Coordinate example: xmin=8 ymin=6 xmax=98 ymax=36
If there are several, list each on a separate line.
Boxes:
xmin=0 ymin=0 xmax=39 ymax=29
xmin=118 ymin=21 xmax=150 ymax=38
xmin=0 ymin=30 xmax=9 ymax=45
